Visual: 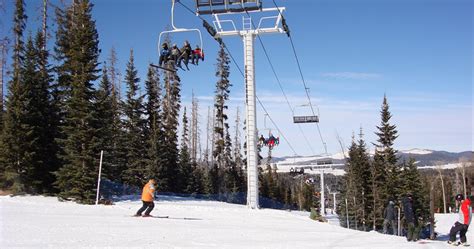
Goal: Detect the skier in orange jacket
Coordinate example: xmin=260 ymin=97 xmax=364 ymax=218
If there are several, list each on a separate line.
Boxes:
xmin=135 ymin=179 xmax=156 ymax=217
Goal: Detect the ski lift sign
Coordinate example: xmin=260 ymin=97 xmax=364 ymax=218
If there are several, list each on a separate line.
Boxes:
xmin=293 ymin=115 xmax=319 ymax=123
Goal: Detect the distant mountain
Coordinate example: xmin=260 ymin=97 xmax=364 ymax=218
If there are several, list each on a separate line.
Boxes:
xmin=398 ymin=149 xmax=472 ymax=166
xmin=272 ymin=149 xmax=473 ymax=166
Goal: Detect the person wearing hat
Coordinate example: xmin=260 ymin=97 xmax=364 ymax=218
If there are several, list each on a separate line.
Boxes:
xmin=170 ymin=44 xmax=181 ymax=64
xmin=447 ymin=194 xmax=472 ymax=246
xmin=135 ymin=179 xmax=156 ymax=217
xmin=402 ymin=193 xmax=419 ymax=241
xmin=178 ymin=40 xmax=192 ymax=70
xmin=159 ymin=43 xmax=170 ymax=66
xmin=383 ymin=200 xmax=397 ymax=235
xmin=191 ymin=45 xmax=204 ymax=65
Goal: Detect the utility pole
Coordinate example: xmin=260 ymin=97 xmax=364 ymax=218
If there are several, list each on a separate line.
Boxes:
xmin=0 ymin=42 xmax=4 ymax=111
xmin=320 ymin=170 xmax=325 ymax=216
xmin=209 ymin=6 xmax=286 ymax=209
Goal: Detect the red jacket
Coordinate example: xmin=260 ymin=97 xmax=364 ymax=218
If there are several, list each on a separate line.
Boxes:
xmin=459 ymin=198 xmax=472 ymax=225
xmin=193 ymin=48 xmax=204 ymax=59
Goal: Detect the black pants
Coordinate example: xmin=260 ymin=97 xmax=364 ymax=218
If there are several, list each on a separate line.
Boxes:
xmin=178 ymin=53 xmax=190 ymax=68
xmin=159 ymin=55 xmax=168 ymax=66
xmin=136 ymin=201 xmax=154 ymax=216
xmin=191 ymin=54 xmax=201 ymax=65
xmin=449 ymin=222 xmax=469 ymax=243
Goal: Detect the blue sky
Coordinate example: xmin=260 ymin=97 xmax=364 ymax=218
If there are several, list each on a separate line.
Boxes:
xmin=1 ymin=0 xmax=472 ymax=157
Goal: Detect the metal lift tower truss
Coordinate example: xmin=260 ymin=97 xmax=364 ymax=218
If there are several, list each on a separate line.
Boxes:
xmin=209 ymin=7 xmax=286 ymax=209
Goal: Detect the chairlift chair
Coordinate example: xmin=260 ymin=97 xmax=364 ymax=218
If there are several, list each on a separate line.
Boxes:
xmin=156 ymin=0 xmax=204 ymax=71
xmin=316 ymin=158 xmax=333 ymax=166
xmin=293 ymin=103 xmax=319 ymax=123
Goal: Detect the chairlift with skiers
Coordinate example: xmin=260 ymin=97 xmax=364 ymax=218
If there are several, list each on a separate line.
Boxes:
xmin=258 ymin=114 xmax=280 ymax=149
xmin=153 ymin=0 xmax=205 ymax=72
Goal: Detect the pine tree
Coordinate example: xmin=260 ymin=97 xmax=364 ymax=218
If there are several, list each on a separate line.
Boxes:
xmin=400 ymin=158 xmax=429 ymax=222
xmin=340 ymin=135 xmax=359 ymax=228
xmin=188 ymin=164 xmax=204 ymax=196
xmin=105 ymin=48 xmax=126 ymax=184
xmin=95 ymin=64 xmax=117 ymax=182
xmin=24 ymin=33 xmax=56 ymax=193
xmin=144 ymin=65 xmax=163 ymax=183
xmin=371 ymin=94 xmax=399 ymax=229
xmin=161 ymin=60 xmax=181 ymax=192
xmin=54 ymin=0 xmax=101 ymax=203
xmin=210 ymin=46 xmax=232 ymax=198
xmin=178 ymin=108 xmax=192 ymax=193
xmin=213 ymin=46 xmax=231 ymax=169
xmin=0 ymin=37 xmax=10 ymax=127
xmin=121 ymin=49 xmax=147 ymax=187
xmin=355 ymin=128 xmax=372 ymax=231
xmin=0 ymin=0 xmax=27 ymax=192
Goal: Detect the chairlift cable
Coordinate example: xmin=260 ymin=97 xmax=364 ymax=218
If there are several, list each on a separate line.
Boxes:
xmin=244 ymin=10 xmax=316 ymax=155
xmin=271 ymin=0 xmax=328 ymax=154
xmin=176 ymin=0 xmax=300 ymax=156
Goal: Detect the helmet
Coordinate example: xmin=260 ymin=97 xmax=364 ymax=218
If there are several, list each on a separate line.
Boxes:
xmin=455 ymin=194 xmax=464 ymax=201
xmin=173 ymin=43 xmax=177 ymax=47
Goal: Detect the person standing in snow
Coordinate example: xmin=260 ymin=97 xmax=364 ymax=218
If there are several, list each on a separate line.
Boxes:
xmin=135 ymin=179 xmax=156 ymax=217
xmin=383 ymin=200 xmax=397 ymax=235
xmin=447 ymin=194 xmax=472 ymax=246
xmin=402 ymin=193 xmax=419 ymax=241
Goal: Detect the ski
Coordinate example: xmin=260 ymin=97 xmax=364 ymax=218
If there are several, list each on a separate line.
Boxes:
xmin=149 ymin=63 xmax=177 ymax=72
xmin=130 ymin=215 xmax=168 ymax=218
xmin=153 ymin=216 xmax=169 ymax=219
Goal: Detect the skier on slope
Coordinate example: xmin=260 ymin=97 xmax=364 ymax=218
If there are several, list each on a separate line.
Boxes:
xmin=447 ymin=194 xmax=472 ymax=246
xmin=135 ymin=179 xmax=156 ymax=217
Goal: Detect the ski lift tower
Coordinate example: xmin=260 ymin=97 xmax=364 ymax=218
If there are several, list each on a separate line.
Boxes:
xmin=196 ymin=0 xmax=287 ymax=209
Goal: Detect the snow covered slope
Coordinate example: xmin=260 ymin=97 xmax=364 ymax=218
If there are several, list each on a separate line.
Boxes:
xmin=0 ymin=195 xmax=470 ymax=248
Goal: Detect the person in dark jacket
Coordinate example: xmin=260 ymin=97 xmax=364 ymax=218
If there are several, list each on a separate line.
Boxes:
xmin=178 ymin=40 xmax=192 ymax=70
xmin=402 ymin=194 xmax=420 ymax=241
xmin=383 ymin=200 xmax=397 ymax=235
xmin=159 ymin=43 xmax=170 ymax=66
xmin=170 ymin=44 xmax=181 ymax=64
